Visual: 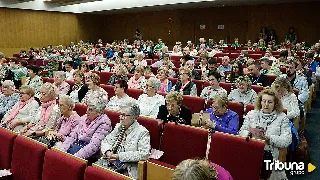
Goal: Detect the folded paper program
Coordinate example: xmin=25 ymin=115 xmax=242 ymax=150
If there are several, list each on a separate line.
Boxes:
xmin=0 ymin=169 xmax=12 ymax=177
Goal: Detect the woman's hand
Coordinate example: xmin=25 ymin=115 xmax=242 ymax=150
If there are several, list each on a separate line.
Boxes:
xmin=204 ymin=119 xmax=216 ymax=129
xmin=8 ymin=119 xmax=23 ymax=129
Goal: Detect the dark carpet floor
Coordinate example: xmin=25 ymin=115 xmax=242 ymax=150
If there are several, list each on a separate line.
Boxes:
xmin=288 ymin=91 xmax=320 ymax=180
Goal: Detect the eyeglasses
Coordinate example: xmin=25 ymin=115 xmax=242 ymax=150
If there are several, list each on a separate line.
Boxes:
xmin=119 ymin=113 xmax=131 ymax=118
xmin=146 ymin=84 xmax=154 ymax=89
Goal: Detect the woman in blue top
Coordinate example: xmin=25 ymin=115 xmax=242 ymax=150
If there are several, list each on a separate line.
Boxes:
xmin=204 ymin=94 xmax=239 ymax=135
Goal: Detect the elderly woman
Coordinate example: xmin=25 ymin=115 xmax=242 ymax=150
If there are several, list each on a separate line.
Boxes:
xmin=38 ymin=95 xmax=79 ymax=148
xmin=81 ymin=73 xmax=108 ymax=106
xmin=128 ymin=66 xmax=146 ymax=89
xmin=106 ymin=80 xmax=136 ymax=111
xmin=239 ymin=89 xmax=291 ymax=180
xmin=272 ymin=78 xmax=300 ymax=120
xmin=107 ymin=64 xmax=128 ymax=86
xmin=0 ymin=80 xmax=20 ymax=119
xmin=68 ymin=70 xmax=88 ymax=103
xmin=157 ymin=91 xmax=192 ymax=125
xmin=58 ymin=99 xmax=112 ymax=160
xmin=157 ymin=67 xmax=172 ymax=93
xmin=25 ymin=65 xmax=43 ymax=98
xmin=1 ymin=85 xmax=39 ymax=132
xmin=228 ymin=76 xmax=257 ymax=107
xmin=54 ymin=71 xmax=70 ymax=95
xmin=203 ymin=94 xmax=239 ymax=135
xmin=137 ymin=78 xmax=165 ymax=118
xmin=200 ymin=71 xmax=227 ymax=102
xmin=134 ymin=52 xmax=147 ymax=67
xmin=20 ymin=83 xmax=60 ymax=138
xmin=172 ymin=159 xmax=233 ymax=180
xmin=171 ymin=68 xmax=197 ymax=96
xmin=96 ymin=104 xmax=151 ymax=179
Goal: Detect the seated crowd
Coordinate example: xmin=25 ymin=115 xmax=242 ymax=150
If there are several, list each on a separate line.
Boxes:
xmin=0 ymin=33 xmax=319 ymax=180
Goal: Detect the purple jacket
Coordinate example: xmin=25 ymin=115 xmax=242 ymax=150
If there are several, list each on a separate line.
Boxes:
xmin=59 ymin=114 xmax=112 ymax=159
xmin=204 ymin=108 xmax=239 ymax=135
xmin=210 ymin=162 xmax=233 ymax=180
xmin=55 ymin=111 xmax=80 ymax=140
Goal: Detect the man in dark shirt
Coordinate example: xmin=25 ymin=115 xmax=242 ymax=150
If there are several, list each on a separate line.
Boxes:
xmin=247 ymin=62 xmax=270 ymax=87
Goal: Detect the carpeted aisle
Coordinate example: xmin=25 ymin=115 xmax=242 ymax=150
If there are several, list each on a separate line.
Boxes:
xmin=288 ymin=91 xmax=320 ymax=180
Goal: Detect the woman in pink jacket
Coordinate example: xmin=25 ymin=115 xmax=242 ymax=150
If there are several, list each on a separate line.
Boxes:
xmin=58 ymin=98 xmax=112 ymax=160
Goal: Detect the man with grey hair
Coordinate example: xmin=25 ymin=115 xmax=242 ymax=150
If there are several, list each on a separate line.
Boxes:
xmin=260 ymin=58 xmax=281 ymax=76
xmin=137 ymin=78 xmax=165 ymax=118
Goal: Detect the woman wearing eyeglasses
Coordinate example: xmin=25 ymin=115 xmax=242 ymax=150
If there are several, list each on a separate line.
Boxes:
xmin=0 ymin=80 xmax=20 ymax=119
xmin=96 ymin=104 xmax=151 ymax=179
xmin=228 ymin=76 xmax=257 ymax=107
xmin=58 ymin=98 xmax=111 ymax=160
xmin=171 ymin=68 xmax=197 ymax=96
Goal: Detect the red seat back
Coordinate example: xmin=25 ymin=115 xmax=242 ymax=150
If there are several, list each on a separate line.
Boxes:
xmin=84 ymin=166 xmax=130 ymax=180
xmin=245 ymin=104 xmax=255 ymax=114
xmin=99 ymin=72 xmax=114 ymax=84
xmin=208 ymin=133 xmax=265 ymax=180
xmin=42 ymin=149 xmax=87 ymax=180
xmin=191 ymin=79 xmax=204 ymax=96
xmin=36 ymin=59 xmax=43 ymax=67
xmin=127 ymin=74 xmax=134 ymax=78
xmin=0 ymin=128 xmax=17 ymax=169
xmin=137 ymin=116 xmax=162 ymax=149
xmin=11 ymin=136 xmax=47 ymax=180
xmin=104 ymin=110 xmax=120 ymax=128
xmin=160 ymin=123 xmax=208 ymax=166
xmin=171 ymin=60 xmax=181 ymax=68
xmin=151 ymin=66 xmax=158 ymax=75
xmin=182 ymin=95 xmax=205 ymax=113
xmin=251 ymin=85 xmax=264 ymax=94
xmin=168 ymin=78 xmax=178 ymax=86
xmin=248 ymin=54 xmax=263 ymax=59
xmin=171 ymin=56 xmax=182 ymax=61
xmin=279 ymin=67 xmax=286 ymax=74
xmin=74 ymin=103 xmax=87 ymax=116
xmin=65 ymin=80 xmax=75 ymax=87
xmin=100 ymin=84 xmax=115 ymax=99
xmin=127 ymin=88 xmax=144 ymax=100
xmin=157 ymin=92 xmax=167 ymax=98
xmin=219 ymin=82 xmax=232 ymax=94
xmin=266 ymin=75 xmax=277 ymax=84
xmin=46 ymin=78 xmax=54 ymax=84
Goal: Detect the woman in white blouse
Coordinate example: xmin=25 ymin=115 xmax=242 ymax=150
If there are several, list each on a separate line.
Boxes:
xmin=272 ymin=77 xmax=300 ymax=120
xmin=134 ymin=52 xmax=147 ymax=67
xmin=81 ymin=73 xmax=108 ymax=106
xmin=68 ymin=70 xmax=88 ymax=103
xmin=25 ymin=65 xmax=43 ymax=99
xmin=54 ymin=71 xmax=70 ymax=95
xmin=137 ymin=78 xmax=165 ymax=118
xmin=200 ymin=71 xmax=227 ymax=102
xmin=1 ymin=85 xmax=39 ymax=132
xmin=106 ymin=80 xmax=136 ymax=111
xmin=228 ymin=75 xmax=257 ymax=107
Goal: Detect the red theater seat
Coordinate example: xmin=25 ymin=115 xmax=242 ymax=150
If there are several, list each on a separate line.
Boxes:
xmin=42 ymin=77 xmax=48 ymax=83
xmin=11 ymin=136 xmax=47 ymax=180
xmin=46 ymin=78 xmax=54 ymax=84
xmin=127 ymin=74 xmax=134 ymax=78
xmin=65 ymin=80 xmax=75 ymax=87
xmin=251 ymin=85 xmax=264 ymax=94
xmin=248 ymin=54 xmax=263 ymax=59
xmin=280 ymin=67 xmax=286 ymax=74
xmin=100 ymin=84 xmax=115 ymax=99
xmin=99 ymin=72 xmax=114 ymax=84
xmin=168 ymin=78 xmax=178 ymax=86
xmin=191 ymin=79 xmax=204 ymax=96
xmin=182 ymin=95 xmax=205 ymax=113
xmin=35 ymin=59 xmax=43 ymax=67
xmin=266 ymin=75 xmax=277 ymax=84
xmin=208 ymin=133 xmax=265 ymax=180
xmin=127 ymin=88 xmax=144 ymax=100
xmin=146 ymin=59 xmax=153 ymax=65
xmin=104 ymin=110 xmax=120 ymax=128
xmin=137 ymin=116 xmax=162 ymax=149
xmin=219 ymin=82 xmax=232 ymax=94
xmin=171 ymin=56 xmax=182 ymax=61
xmin=74 ymin=103 xmax=87 ymax=116
xmin=171 ymin=60 xmax=182 ymax=68
xmin=151 ymin=66 xmax=158 ymax=75
xmin=157 ymin=92 xmax=167 ymax=97
xmin=160 ymin=123 xmax=208 ymax=166
xmin=84 ymin=165 xmax=131 ymax=180
xmin=42 ymin=149 xmax=87 ymax=180
xmin=0 ymin=128 xmax=17 ymax=169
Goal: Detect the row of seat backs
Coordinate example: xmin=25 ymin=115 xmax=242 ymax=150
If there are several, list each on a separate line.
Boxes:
xmin=0 ymin=127 xmax=132 ymax=180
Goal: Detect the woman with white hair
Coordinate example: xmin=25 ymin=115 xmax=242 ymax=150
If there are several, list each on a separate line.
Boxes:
xmin=96 ymin=103 xmax=151 ymax=179
xmin=0 ymin=80 xmax=20 ymax=119
xmin=137 ymin=78 xmax=165 ymax=118
xmin=54 ymin=71 xmax=70 ymax=95
xmin=228 ymin=75 xmax=257 ymax=107
xmin=1 ymin=85 xmax=39 ymax=132
xmin=134 ymin=52 xmax=147 ymax=67
xmin=38 ymin=95 xmax=79 ymax=148
xmin=81 ymin=73 xmax=108 ymax=106
xmin=106 ymin=80 xmax=136 ymax=111
xmin=20 ymin=83 xmax=60 ymax=138
xmin=58 ymin=98 xmax=112 ymax=160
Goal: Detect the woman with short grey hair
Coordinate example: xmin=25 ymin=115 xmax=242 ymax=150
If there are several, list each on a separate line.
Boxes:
xmin=54 ymin=71 xmax=70 ymax=95
xmin=137 ymin=78 xmax=165 ymax=118
xmin=97 ymin=103 xmax=151 ymax=179
xmin=0 ymin=80 xmax=20 ymax=119
xmin=58 ymin=98 xmax=112 ymax=160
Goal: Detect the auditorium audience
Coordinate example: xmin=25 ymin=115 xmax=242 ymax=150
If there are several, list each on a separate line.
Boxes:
xmin=157 ymin=67 xmax=173 ymax=93
xmin=25 ymin=65 xmax=43 ymax=98
xmin=68 ymin=70 xmax=88 ymax=103
xmin=54 ymin=71 xmax=70 ymax=95
xmin=200 ymin=71 xmax=227 ymax=102
xmin=0 ymin=80 xmax=20 ymax=119
xmin=107 ymin=64 xmax=129 ymax=86
xmin=128 ymin=66 xmax=146 ymax=89
xmin=239 ymin=89 xmax=291 ymax=180
xmin=106 ymin=80 xmax=136 ymax=111
xmin=137 ymin=78 xmax=165 ymax=118
xmin=157 ymin=91 xmax=192 ymax=125
xmin=20 ymin=83 xmax=60 ymax=138
xmin=1 ymin=85 xmax=39 ymax=132
xmin=81 ymin=73 xmax=108 ymax=105
xmin=58 ymin=99 xmax=111 ymax=160
xmin=172 ymin=159 xmax=233 ymax=180
xmin=228 ymin=76 xmax=257 ymax=107
xmin=38 ymin=95 xmax=79 ymax=148
xmin=97 ymin=104 xmax=150 ymax=179
xmin=172 ymin=68 xmax=197 ymax=96
xmin=204 ymin=94 xmax=239 ymax=135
